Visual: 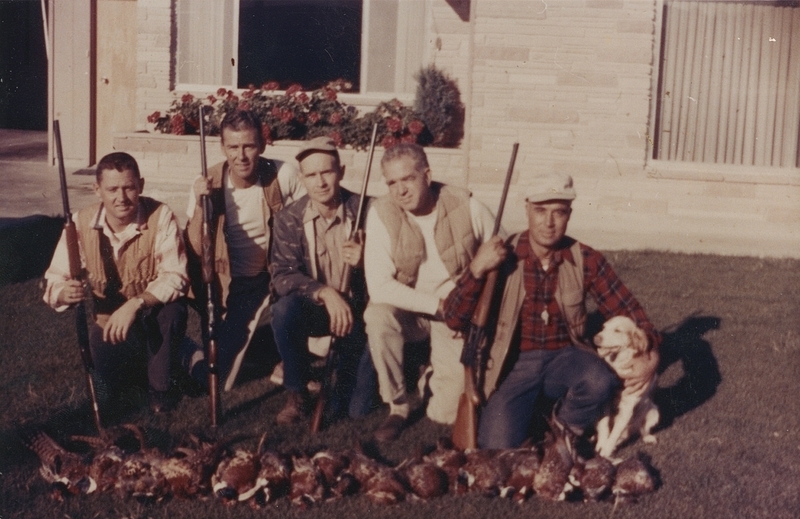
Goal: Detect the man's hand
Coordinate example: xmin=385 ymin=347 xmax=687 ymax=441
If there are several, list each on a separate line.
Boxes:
xmin=56 ymin=279 xmax=86 ymax=306
xmin=193 ymin=176 xmax=212 ymax=206
xmin=102 ymin=298 xmax=142 ymax=344
xmin=317 ymin=286 xmax=354 ymax=337
xmin=470 ymin=236 xmax=508 ymax=279
xmin=341 ymin=229 xmax=364 ymax=268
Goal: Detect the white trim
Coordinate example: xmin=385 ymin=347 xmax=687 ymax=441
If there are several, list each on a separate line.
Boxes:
xmin=646 ymin=159 xmax=800 ymax=186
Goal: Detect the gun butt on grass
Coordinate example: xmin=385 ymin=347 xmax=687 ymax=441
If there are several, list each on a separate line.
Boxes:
xmin=310 ymin=123 xmax=378 ymax=434
xmin=451 ymin=143 xmax=518 ymax=450
xmin=54 ymin=119 xmax=104 ymax=434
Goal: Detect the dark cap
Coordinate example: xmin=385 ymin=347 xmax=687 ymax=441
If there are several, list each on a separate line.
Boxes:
xmin=295 ymin=136 xmax=338 ymax=162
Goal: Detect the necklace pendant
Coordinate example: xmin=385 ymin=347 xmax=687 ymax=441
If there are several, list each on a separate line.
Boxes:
xmin=541 ymin=308 xmax=549 ymax=325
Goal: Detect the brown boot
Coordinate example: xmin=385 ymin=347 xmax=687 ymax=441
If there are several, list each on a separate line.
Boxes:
xmin=276 ymin=390 xmax=309 ymax=425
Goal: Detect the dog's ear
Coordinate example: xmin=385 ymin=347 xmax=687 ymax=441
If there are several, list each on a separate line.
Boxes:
xmin=630 ymin=326 xmax=649 ymax=353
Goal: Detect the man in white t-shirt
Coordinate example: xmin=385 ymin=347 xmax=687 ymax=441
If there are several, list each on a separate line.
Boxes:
xmin=185 ymin=110 xmax=304 ymax=390
xmin=364 ymin=143 xmax=496 ymax=441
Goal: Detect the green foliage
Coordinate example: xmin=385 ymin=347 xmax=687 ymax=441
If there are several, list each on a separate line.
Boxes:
xmin=413 ymin=65 xmax=465 ymax=147
xmin=148 ymin=80 xmax=430 ymax=151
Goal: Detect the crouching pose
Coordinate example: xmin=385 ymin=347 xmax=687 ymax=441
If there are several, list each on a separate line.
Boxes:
xmin=270 ymin=137 xmax=376 ymax=424
xmin=364 ymin=143 xmax=497 ymax=441
xmin=443 ymin=172 xmax=661 ymax=454
xmin=44 ymin=152 xmax=189 ymax=413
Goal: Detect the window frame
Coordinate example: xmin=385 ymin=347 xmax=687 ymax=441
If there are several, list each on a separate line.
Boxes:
xmin=174 ymin=0 xmax=426 ymax=105
xmin=645 ymin=0 xmax=800 ymax=185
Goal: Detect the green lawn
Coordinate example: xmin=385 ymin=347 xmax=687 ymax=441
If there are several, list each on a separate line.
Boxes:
xmin=1 ymin=251 xmax=799 ymax=519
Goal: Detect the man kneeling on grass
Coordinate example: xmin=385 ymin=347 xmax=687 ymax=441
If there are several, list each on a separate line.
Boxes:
xmin=44 ymin=152 xmax=189 ymax=415
xmin=269 ymin=137 xmax=376 ymax=424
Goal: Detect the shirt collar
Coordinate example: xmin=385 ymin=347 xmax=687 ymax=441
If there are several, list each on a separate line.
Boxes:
xmin=92 ymin=203 xmax=148 ymax=232
xmin=303 ymin=199 xmax=345 ymax=225
xmin=514 ymin=232 xmax=575 ymax=267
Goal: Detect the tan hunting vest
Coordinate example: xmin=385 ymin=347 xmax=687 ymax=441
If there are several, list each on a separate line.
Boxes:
xmin=76 ymin=197 xmax=163 ymax=314
xmin=373 ymin=183 xmax=477 ymax=287
xmin=185 ymin=157 xmax=284 ymax=308
xmin=482 ymin=236 xmax=591 ymax=398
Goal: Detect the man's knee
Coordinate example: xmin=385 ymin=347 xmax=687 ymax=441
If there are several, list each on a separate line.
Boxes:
xmin=270 ymin=293 xmax=304 ymax=326
xmin=576 ymin=360 xmax=618 ymax=402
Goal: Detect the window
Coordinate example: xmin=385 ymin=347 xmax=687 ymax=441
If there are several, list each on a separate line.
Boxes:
xmin=176 ymin=0 xmax=426 ymax=95
xmin=653 ymin=0 xmax=800 ymax=168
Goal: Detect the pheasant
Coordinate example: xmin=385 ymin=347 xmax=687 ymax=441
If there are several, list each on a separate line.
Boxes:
xmin=569 ymin=455 xmax=616 ymax=502
xmin=252 ymin=448 xmax=291 ymax=506
xmin=396 ymin=458 xmax=449 ymax=501
xmin=498 ymin=446 xmax=542 ymax=503
xmin=19 ymin=427 xmax=96 ymax=500
xmin=363 ymin=466 xmax=408 ymax=505
xmin=612 ymin=455 xmax=657 ymax=505
xmin=458 ymin=449 xmax=510 ymax=497
xmin=212 ymin=448 xmax=260 ymax=504
xmin=421 ymin=437 xmax=466 ymax=492
xmin=312 ymin=449 xmax=355 ymax=500
xmin=289 ymin=453 xmax=326 ymax=507
xmin=533 ymin=432 xmax=574 ymax=501
xmin=113 ymin=425 xmax=169 ymax=501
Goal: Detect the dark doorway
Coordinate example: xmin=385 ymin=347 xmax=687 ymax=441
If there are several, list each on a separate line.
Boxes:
xmin=0 ymin=0 xmax=48 ymax=130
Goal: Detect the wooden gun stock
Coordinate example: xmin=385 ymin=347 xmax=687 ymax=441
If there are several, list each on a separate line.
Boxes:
xmin=198 ymin=107 xmax=221 ymax=429
xmin=451 ymin=143 xmax=518 ymax=450
xmin=310 ymin=123 xmax=378 ymax=433
xmin=54 ymin=120 xmax=103 ymax=434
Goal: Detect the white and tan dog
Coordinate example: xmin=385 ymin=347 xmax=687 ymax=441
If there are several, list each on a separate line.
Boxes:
xmin=593 ymin=315 xmax=659 ymax=459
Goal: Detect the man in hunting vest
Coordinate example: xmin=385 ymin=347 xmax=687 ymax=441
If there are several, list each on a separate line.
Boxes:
xmin=184 ymin=110 xmax=304 ymax=391
xmin=364 ymin=143 xmax=497 ymax=442
xmin=269 ymin=137 xmax=376 ymax=425
xmin=442 ymin=172 xmax=661 ymax=452
xmin=44 ymin=152 xmax=189 ymax=414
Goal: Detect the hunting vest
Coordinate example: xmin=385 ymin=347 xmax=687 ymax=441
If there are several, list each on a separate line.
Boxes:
xmin=482 ymin=235 xmax=592 ymax=398
xmin=188 ymin=157 xmax=284 ymax=308
xmin=373 ymin=182 xmax=477 ymax=287
xmin=76 ymin=197 xmax=163 ymax=315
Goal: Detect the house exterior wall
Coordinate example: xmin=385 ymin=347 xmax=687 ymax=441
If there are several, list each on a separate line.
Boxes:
xmin=110 ymin=0 xmax=799 ymax=258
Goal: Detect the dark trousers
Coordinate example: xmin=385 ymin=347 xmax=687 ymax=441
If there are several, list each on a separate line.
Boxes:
xmin=216 ymin=272 xmax=271 ymax=384
xmin=271 ymin=292 xmax=377 ymax=419
xmin=90 ymin=299 xmax=187 ymax=394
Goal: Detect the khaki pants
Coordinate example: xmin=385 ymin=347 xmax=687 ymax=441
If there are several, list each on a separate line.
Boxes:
xmin=364 ymin=302 xmax=465 ymax=424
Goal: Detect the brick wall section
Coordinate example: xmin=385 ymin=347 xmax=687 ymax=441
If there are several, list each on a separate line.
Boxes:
xmin=121 ymin=0 xmax=800 ymax=257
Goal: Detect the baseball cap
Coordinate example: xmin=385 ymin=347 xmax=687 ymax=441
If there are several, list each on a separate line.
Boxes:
xmin=525 ymin=172 xmax=577 ymax=203
xmin=295 ymin=136 xmax=338 ymax=162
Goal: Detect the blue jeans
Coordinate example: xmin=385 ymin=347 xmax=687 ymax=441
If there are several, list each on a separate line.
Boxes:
xmin=271 ymin=292 xmax=377 ymax=419
xmin=477 ymin=345 xmax=618 ymax=449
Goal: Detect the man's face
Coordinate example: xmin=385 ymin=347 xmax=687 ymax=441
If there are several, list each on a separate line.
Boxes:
xmin=526 ymin=200 xmax=572 ymax=252
xmin=298 ymin=152 xmax=343 ymax=208
xmin=94 ymin=168 xmax=143 ymax=228
xmin=382 ymin=156 xmax=433 ymax=216
xmin=221 ymin=127 xmax=265 ymax=185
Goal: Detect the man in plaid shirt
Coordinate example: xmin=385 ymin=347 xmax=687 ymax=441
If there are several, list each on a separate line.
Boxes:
xmin=443 ymin=172 xmax=660 ymax=451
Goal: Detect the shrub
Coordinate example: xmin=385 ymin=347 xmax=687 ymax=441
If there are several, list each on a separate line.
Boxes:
xmin=413 ymin=65 xmax=465 ymax=147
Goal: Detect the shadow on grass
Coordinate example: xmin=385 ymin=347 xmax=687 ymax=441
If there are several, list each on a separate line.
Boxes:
xmin=654 ymin=315 xmax=722 ymax=429
xmin=0 ymin=215 xmax=63 ymax=286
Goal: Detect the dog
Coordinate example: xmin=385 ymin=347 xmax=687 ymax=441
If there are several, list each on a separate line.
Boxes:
xmin=593 ymin=315 xmax=659 ymax=459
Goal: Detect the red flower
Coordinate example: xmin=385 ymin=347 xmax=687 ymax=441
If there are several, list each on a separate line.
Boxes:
xmin=285 ymin=84 xmax=303 ymax=96
xmin=271 ymin=106 xmax=282 ymax=118
xmin=242 ymin=89 xmax=253 ymax=99
xmin=298 ymin=92 xmax=309 ymax=104
xmin=297 ymin=114 xmax=307 ymax=124
xmin=262 ymin=81 xmax=280 ymax=91
xmin=401 ymin=134 xmax=416 ymax=144
xmin=329 ymin=131 xmax=342 ymax=147
xmin=308 ymin=112 xmax=321 ymax=124
xmin=226 ymin=90 xmax=236 ymax=99
xmin=323 ymin=88 xmax=337 ymax=101
xmin=329 ymin=112 xmax=342 ymax=125
xmin=408 ymin=120 xmax=424 ymax=136
xmin=217 ymin=88 xmax=227 ymax=97
xmin=238 ymin=101 xmax=250 ymax=111
xmin=262 ymin=125 xmax=273 ymax=145
xmin=386 ymin=117 xmax=403 ymax=133
xmin=147 ymin=111 xmax=161 ymax=124
xmin=381 ymin=135 xmax=398 ymax=148
xmin=280 ymin=110 xmax=293 ymax=123
xmin=171 ymin=113 xmax=185 ymax=135
xmin=206 ymin=95 xmax=217 ymax=104
xmin=181 ymin=93 xmax=194 ymax=104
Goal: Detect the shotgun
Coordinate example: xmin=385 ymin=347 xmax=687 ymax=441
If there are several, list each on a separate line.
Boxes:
xmin=310 ymin=122 xmax=378 ymax=433
xmin=54 ymin=120 xmax=104 ymax=434
xmin=198 ymin=107 xmax=221 ymax=429
xmin=451 ymin=142 xmax=518 ymax=450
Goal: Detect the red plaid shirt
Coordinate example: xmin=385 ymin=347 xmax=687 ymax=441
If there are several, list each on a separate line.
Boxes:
xmin=443 ymin=234 xmax=661 ymax=350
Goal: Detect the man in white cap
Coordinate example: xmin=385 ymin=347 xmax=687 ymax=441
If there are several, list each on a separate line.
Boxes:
xmin=270 ymin=136 xmax=375 ymax=424
xmin=442 ymin=172 xmax=661 ymax=454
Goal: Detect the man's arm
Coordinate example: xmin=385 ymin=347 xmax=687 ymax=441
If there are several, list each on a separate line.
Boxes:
xmin=363 ymin=205 xmax=441 ymax=315
xmin=43 ymin=218 xmax=80 ymax=312
xmin=269 ymin=206 xmax=326 ymax=300
xmin=276 ymin=160 xmax=306 ymax=205
xmin=184 ymin=175 xmax=208 ymax=256
xmin=584 ymin=246 xmax=662 ymax=349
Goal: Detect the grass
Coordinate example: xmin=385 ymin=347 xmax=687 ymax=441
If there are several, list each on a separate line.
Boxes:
xmin=1 ymin=251 xmax=800 ymax=519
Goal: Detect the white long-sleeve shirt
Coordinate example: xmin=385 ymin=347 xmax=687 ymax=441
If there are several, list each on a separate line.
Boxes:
xmin=364 ymin=196 xmax=497 ymax=316
xmin=44 ymin=203 xmax=188 ymax=311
